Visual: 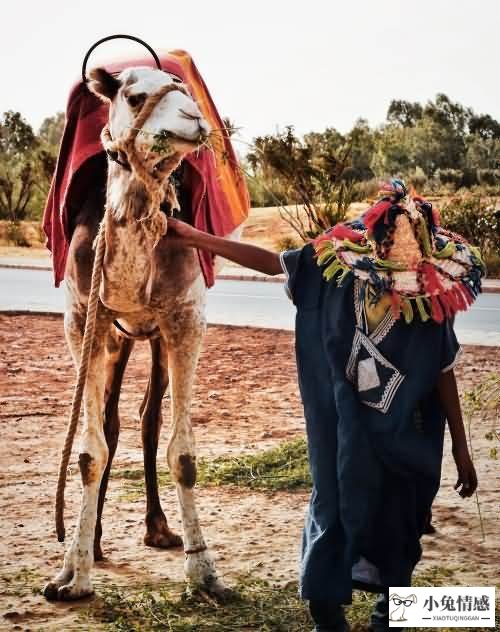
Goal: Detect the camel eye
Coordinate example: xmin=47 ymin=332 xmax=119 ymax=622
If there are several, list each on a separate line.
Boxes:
xmin=127 ymin=93 xmax=146 ymax=108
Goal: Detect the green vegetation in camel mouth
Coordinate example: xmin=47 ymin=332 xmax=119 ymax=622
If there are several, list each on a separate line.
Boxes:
xmin=151 ymin=129 xmax=206 ymax=155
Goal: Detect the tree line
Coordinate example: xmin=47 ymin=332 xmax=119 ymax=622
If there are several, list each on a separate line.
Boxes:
xmin=246 ymin=93 xmax=499 ymax=207
xmin=0 ymin=92 xmax=498 ymax=224
xmin=0 ymin=111 xmax=64 ymax=222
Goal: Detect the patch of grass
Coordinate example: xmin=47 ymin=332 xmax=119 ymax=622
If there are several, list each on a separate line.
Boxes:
xmin=0 ymin=567 xmax=41 ymax=598
xmin=116 ymin=438 xmax=311 ymax=499
xmin=83 ymin=567 xmax=498 ymax=632
xmin=83 ymin=577 xmax=311 ymax=631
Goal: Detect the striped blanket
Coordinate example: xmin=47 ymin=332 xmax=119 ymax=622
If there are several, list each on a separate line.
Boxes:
xmin=42 ymin=49 xmax=249 ymax=288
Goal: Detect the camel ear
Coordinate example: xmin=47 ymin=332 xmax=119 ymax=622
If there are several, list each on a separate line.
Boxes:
xmin=409 ymin=594 xmax=417 ymax=603
xmin=389 ymin=594 xmax=396 ymax=601
xmin=87 ymin=68 xmax=121 ymax=101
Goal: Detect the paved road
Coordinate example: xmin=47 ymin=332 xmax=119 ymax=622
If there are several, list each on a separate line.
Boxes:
xmin=1 ymin=267 xmax=499 ymax=345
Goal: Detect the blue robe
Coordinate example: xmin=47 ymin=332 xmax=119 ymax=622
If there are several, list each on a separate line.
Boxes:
xmin=280 ymin=244 xmax=461 ymax=605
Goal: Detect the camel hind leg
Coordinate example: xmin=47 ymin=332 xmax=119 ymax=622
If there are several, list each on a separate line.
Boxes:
xmin=141 ymin=336 xmax=182 ymax=548
xmin=94 ymin=330 xmax=134 ymax=561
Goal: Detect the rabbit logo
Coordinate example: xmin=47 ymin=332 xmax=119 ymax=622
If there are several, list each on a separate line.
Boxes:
xmin=389 ymin=593 xmax=417 ymax=622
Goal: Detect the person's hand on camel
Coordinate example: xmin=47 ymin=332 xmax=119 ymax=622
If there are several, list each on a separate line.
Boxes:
xmin=166 ymin=217 xmax=201 ymax=246
xmin=166 ymin=217 xmax=282 ymax=275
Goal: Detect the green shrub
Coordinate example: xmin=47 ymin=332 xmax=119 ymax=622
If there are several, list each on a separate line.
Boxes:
xmin=485 ymin=253 xmax=500 ymax=278
xmin=5 ymin=221 xmax=30 ymax=247
xmin=352 ymin=177 xmax=381 ymax=201
xmin=247 ymin=127 xmax=357 ymax=240
xmin=408 ymin=166 xmax=428 ymax=190
xmin=275 ymin=235 xmax=301 ymax=251
xmin=440 ymin=194 xmax=499 ymax=257
xmin=477 ymin=168 xmax=500 ymax=187
xmin=245 ymin=173 xmax=289 ymax=208
xmin=437 ymin=168 xmax=463 ymax=190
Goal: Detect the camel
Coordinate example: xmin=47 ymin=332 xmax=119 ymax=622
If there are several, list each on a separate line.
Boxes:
xmin=43 ymin=65 xmax=229 ymax=601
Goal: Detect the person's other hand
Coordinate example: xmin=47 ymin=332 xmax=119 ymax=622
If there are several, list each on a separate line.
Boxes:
xmin=452 ymin=446 xmax=478 ymax=498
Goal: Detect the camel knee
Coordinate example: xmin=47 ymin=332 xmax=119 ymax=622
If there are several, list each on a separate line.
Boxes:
xmin=169 ymin=449 xmax=197 ymax=488
xmin=78 ymin=451 xmax=107 ymax=486
xmin=79 ymin=435 xmax=108 ymax=486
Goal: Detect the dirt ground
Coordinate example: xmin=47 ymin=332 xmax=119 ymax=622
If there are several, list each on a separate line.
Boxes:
xmin=0 ymin=314 xmax=498 ymax=631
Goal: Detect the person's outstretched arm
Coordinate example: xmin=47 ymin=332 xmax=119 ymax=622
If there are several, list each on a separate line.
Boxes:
xmin=166 ymin=218 xmax=283 ymax=276
xmin=437 ymin=368 xmax=478 ymax=498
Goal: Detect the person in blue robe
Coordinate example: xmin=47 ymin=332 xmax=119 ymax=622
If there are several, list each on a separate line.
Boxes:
xmin=165 ymin=181 xmax=482 ymax=632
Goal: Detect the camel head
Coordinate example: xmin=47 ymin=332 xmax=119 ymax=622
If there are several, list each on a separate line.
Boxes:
xmin=88 ymin=66 xmax=210 ymax=163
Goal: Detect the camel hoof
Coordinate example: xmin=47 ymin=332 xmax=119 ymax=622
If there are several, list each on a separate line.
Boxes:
xmin=199 ymin=577 xmax=236 ymax=604
xmin=57 ymin=584 xmax=94 ymax=601
xmin=43 ymin=582 xmax=60 ymax=601
xmin=144 ymin=529 xmax=183 ymax=549
xmin=211 ymin=585 xmax=236 ymax=604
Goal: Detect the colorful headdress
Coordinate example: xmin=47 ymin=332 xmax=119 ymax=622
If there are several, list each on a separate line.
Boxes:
xmin=313 ymin=179 xmax=485 ymax=323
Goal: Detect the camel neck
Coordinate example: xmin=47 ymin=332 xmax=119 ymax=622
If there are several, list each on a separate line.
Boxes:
xmin=99 ymin=164 xmax=160 ymax=312
xmin=106 ymin=164 xmax=151 ymax=223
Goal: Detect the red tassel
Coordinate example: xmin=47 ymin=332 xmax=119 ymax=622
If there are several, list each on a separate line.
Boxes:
xmin=330 ymin=223 xmax=363 ymax=242
xmin=364 ymin=200 xmax=393 ymax=233
xmin=390 ymin=291 xmax=402 ymax=319
xmin=462 ymin=284 xmax=474 ymax=306
xmin=313 ymin=231 xmax=334 ymax=247
xmin=452 ymin=285 xmax=467 ymax=311
xmin=421 ymin=262 xmax=445 ymax=295
xmin=440 ymin=291 xmax=455 ymax=319
xmin=430 ymin=295 xmax=445 ymax=323
xmin=445 ymin=289 xmax=459 ymax=313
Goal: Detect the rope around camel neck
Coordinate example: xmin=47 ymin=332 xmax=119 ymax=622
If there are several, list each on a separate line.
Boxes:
xmin=54 ymin=80 xmax=189 ymax=542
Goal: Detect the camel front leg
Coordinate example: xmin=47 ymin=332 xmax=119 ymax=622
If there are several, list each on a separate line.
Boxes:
xmin=159 ymin=311 xmax=229 ymax=599
xmin=44 ymin=308 xmax=112 ymax=601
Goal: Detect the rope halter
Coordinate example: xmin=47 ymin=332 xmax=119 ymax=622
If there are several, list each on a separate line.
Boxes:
xmin=101 ymin=80 xmax=193 ymax=246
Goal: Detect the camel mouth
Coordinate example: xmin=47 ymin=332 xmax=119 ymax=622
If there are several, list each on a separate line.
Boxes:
xmin=169 ymin=130 xmax=208 ymax=147
xmin=151 ymin=128 xmax=208 ymax=155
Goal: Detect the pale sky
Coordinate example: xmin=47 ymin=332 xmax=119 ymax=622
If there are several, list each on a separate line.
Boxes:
xmin=1 ymin=0 xmax=498 ymax=146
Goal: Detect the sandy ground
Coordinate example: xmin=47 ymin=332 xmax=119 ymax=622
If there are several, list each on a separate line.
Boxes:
xmin=0 ymin=314 xmax=498 ymax=631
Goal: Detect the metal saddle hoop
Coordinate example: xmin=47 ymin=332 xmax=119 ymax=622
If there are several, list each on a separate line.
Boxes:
xmin=81 ymin=34 xmax=162 ymax=84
